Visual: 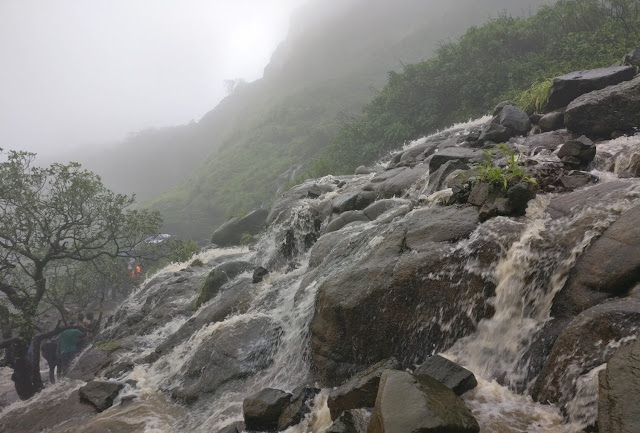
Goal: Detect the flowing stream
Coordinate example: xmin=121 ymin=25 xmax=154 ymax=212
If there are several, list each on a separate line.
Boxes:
xmin=2 ymin=125 xmax=640 ymax=433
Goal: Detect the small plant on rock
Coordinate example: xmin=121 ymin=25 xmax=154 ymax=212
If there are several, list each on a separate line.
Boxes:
xmin=476 ymin=144 xmax=537 ymax=191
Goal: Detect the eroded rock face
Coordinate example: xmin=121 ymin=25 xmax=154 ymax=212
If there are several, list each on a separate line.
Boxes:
xmin=546 ymin=66 xmax=636 ymax=111
xmin=598 ymin=337 xmax=640 ymax=433
xmin=368 ymin=370 xmax=479 ymax=433
xmin=533 ymin=300 xmax=640 ymax=414
xmin=564 ymin=75 xmax=640 ymax=137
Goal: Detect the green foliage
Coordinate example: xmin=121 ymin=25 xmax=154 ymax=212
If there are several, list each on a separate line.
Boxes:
xmin=189 ymin=258 xmax=204 ymax=267
xmin=239 ymin=233 xmax=255 ymax=248
xmin=95 ymin=340 xmax=123 ymax=353
xmin=320 ymin=0 xmax=640 ymax=175
xmin=476 ymin=144 xmax=537 ymax=191
xmin=516 ymin=80 xmax=552 ymax=114
xmin=0 ymin=149 xmax=162 ymax=342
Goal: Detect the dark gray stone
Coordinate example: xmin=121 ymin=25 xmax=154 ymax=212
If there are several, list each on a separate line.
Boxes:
xmin=429 ymin=148 xmax=485 ymax=173
xmin=539 ymin=111 xmax=565 ymax=132
xmin=277 ymin=386 xmax=321 ymax=430
xmin=365 ymin=164 xmax=430 ymax=199
xmin=368 ymin=370 xmax=480 ymax=433
xmin=565 ymin=75 xmax=640 ymax=137
xmin=363 ymin=199 xmax=411 ymax=221
xmin=211 ymin=209 xmax=268 ymax=246
xmin=547 ymin=66 xmax=636 ymax=110
xmin=624 ymin=48 xmax=640 ymax=68
xmin=332 ymin=190 xmax=376 ymax=214
xmin=194 ymin=260 xmax=253 ymax=308
xmin=78 ymin=381 xmax=124 ymax=412
xmin=520 ymin=130 xmax=579 ymax=156
xmin=499 ymin=105 xmax=531 ymax=136
xmin=414 ymin=355 xmax=477 ymax=395
xmin=252 ymin=266 xmax=269 ymax=283
xmin=217 ymin=421 xmax=245 ymax=433
xmin=327 ymin=358 xmax=400 ymax=420
xmin=243 ymin=388 xmax=292 ymax=432
xmin=325 ymin=410 xmax=369 ymax=433
xmin=425 ymin=159 xmax=470 ymax=195
xmin=493 ymin=100 xmax=518 ymax=116
xmin=559 ymin=171 xmax=596 ymax=189
xmin=325 ymin=211 xmax=370 ymax=233
xmin=557 ymin=135 xmax=596 ymax=169
xmin=598 ymin=337 xmax=640 ymax=433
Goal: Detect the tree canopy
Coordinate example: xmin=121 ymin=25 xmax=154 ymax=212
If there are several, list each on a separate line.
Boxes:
xmin=0 ymin=148 xmax=162 ymax=398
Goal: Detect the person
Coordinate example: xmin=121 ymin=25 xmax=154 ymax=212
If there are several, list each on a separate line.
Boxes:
xmin=56 ymin=325 xmax=86 ymax=377
xmin=41 ymin=339 xmax=58 ymax=384
xmin=83 ymin=312 xmax=94 ymax=329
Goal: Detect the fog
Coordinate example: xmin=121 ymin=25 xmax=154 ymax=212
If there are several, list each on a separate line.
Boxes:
xmin=0 ymin=0 xmax=305 ymax=156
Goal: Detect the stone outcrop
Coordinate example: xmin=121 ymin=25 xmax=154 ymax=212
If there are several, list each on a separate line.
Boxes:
xmin=368 ymin=370 xmax=480 ymax=433
xmin=194 ymin=260 xmax=252 ymax=308
xmin=564 ymin=74 xmax=640 ymax=137
xmin=546 ymin=66 xmax=636 ymax=110
xmin=211 ymin=209 xmax=269 ymax=246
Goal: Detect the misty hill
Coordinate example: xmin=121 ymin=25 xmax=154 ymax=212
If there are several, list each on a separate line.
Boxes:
xmin=69 ymin=0 xmax=546 ymax=239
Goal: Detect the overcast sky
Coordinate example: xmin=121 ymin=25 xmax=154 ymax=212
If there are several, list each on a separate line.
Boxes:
xmin=0 ymin=0 xmax=305 ymax=156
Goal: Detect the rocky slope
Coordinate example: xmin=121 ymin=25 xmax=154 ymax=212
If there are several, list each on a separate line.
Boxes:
xmin=2 ymin=57 xmax=640 ymax=432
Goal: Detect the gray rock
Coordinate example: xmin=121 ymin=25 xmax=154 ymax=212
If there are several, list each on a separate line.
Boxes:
xmin=414 ymin=355 xmax=477 ymax=395
xmin=547 ymin=66 xmax=636 ymax=110
xmin=546 ymin=180 xmax=628 ymax=219
xmin=267 ymin=182 xmax=334 ymax=226
xmin=211 ymin=209 xmax=268 ymax=246
xmin=325 ymin=210 xmax=370 ymax=234
xmin=78 ymin=381 xmax=124 ymax=412
xmin=363 ymin=199 xmax=411 ymax=221
xmin=368 ymin=370 xmax=479 ymax=433
xmin=403 ymin=206 xmax=479 ymax=251
xmin=399 ymin=142 xmax=438 ymax=165
xmin=557 ymin=135 xmax=596 ymax=169
xmin=327 ymin=358 xmax=400 ymax=420
xmin=217 ymin=421 xmax=245 ymax=433
xmin=598 ymin=337 xmax=640 ymax=433
xmin=565 ymin=74 xmax=640 ymax=137
xmin=325 ymin=410 xmax=369 ymax=433
xmin=425 ymin=159 xmax=469 ymax=195
xmin=355 ymin=165 xmax=373 ymax=175
xmin=493 ymin=100 xmax=518 ymax=116
xmin=194 ymin=260 xmax=252 ymax=308
xmin=552 ymin=205 xmax=640 ymax=319
xmin=614 ymin=146 xmax=640 ymax=178
xmin=176 ymin=317 xmax=280 ymax=401
xmin=559 ymin=171 xmax=596 ymax=189
xmin=332 ymin=190 xmax=376 ymax=214
xmin=365 ymin=164 xmax=430 ymax=199
xmin=243 ymin=388 xmax=292 ymax=431
xmin=520 ymin=130 xmax=578 ymax=155
xmin=278 ymin=386 xmax=321 ymax=430
xmin=623 ymin=48 xmax=640 ymax=68
xmin=252 ymin=266 xmax=269 ymax=283
xmin=533 ymin=299 xmax=640 ymax=413
xmin=499 ymin=105 xmax=531 ymax=136
xmin=539 ymin=111 xmax=565 ymax=132
xmin=429 ymin=148 xmax=485 ymax=173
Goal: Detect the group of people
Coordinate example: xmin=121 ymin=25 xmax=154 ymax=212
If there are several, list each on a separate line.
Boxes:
xmin=40 ymin=312 xmax=95 ymax=384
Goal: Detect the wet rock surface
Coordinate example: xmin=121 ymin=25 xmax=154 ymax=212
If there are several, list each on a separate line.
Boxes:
xmin=243 ymin=388 xmax=292 ymax=431
xmin=598 ymin=337 xmax=640 ymax=433
xmin=277 ymin=386 xmax=320 ymax=430
xmin=546 ymin=66 xmax=636 ymax=111
xmin=78 ymin=380 xmax=124 ymax=412
xmin=368 ymin=370 xmax=480 ymax=433
xmin=414 ymin=355 xmax=477 ymax=396
xmin=210 ymin=209 xmax=268 ymax=247
xmin=327 ymin=358 xmax=399 ymax=420
xmin=326 ymin=409 xmax=369 ymax=433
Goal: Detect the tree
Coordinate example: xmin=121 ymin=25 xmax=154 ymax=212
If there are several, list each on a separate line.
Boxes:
xmin=0 ymin=149 xmax=162 ymax=399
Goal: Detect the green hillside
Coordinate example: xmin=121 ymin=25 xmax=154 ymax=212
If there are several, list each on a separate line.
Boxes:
xmin=147 ymin=0 xmax=546 ymax=239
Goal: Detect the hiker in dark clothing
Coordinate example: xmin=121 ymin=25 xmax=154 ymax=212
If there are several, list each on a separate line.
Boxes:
xmin=57 ymin=327 xmax=87 ymax=377
xmin=41 ymin=339 xmax=58 ymax=384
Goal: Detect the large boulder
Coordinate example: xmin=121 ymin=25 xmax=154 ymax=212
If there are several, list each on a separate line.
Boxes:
xmin=538 ymin=111 xmax=565 ymax=132
xmin=598 ymin=337 xmax=640 ymax=433
xmin=325 ymin=210 xmax=370 ymax=233
xmin=174 ymin=317 xmax=280 ymax=402
xmin=499 ymin=104 xmax=532 ymax=136
xmin=193 ymin=260 xmax=252 ymax=308
xmin=78 ymin=380 xmax=124 ymax=412
xmin=546 ymin=66 xmax=636 ymax=111
xmin=364 ymin=164 xmax=430 ymax=199
xmin=368 ymin=370 xmax=480 ymax=433
xmin=552 ymin=204 xmax=640 ymax=318
xmin=414 ymin=355 xmax=477 ymax=396
xmin=557 ymin=135 xmax=596 ymax=169
xmin=327 ymin=358 xmax=400 ymax=420
xmin=310 ymin=212 xmax=493 ymax=384
xmin=68 ymin=341 xmax=128 ymax=381
xmin=266 ymin=181 xmax=334 ymax=226
xmin=332 ymin=190 xmax=376 ymax=214
xmin=243 ymin=388 xmax=292 ymax=431
xmin=520 ymin=130 xmax=578 ymax=156
xmin=211 ymin=209 xmax=269 ymax=246
xmin=564 ymin=74 xmax=640 ymax=137
xmin=533 ymin=300 xmax=640 ymax=415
